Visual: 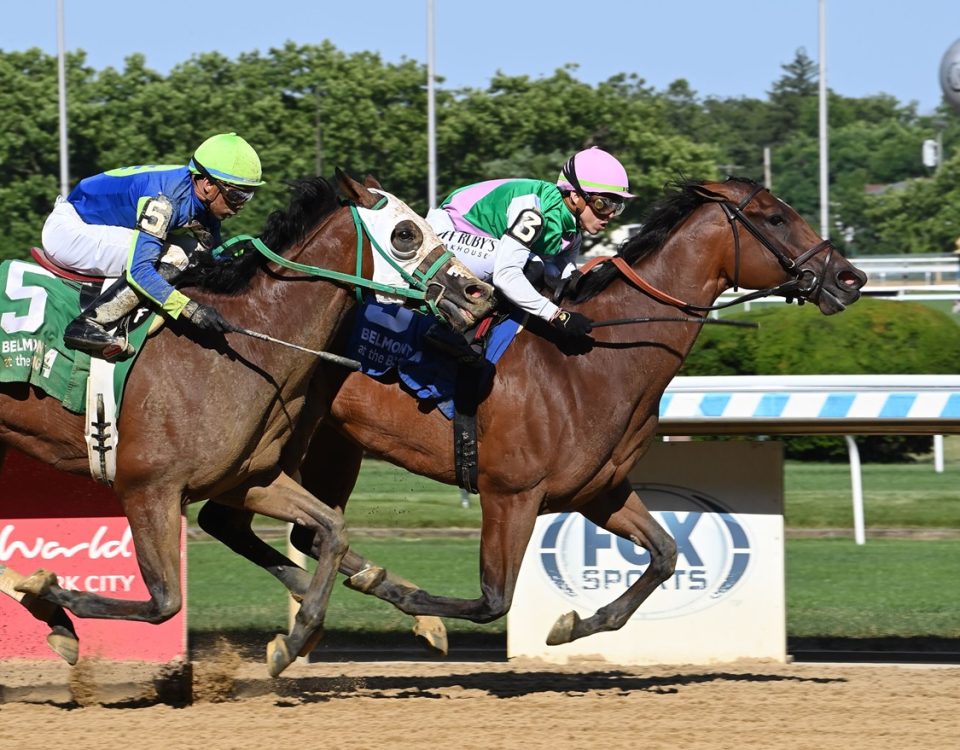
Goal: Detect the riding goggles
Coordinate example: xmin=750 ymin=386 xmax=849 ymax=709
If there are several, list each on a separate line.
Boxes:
xmin=216 ymin=182 xmax=255 ymax=210
xmin=586 ymin=193 xmax=625 ymax=218
xmin=192 ymin=160 xmax=256 ymax=210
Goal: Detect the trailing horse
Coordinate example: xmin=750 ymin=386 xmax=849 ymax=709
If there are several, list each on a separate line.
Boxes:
xmin=0 ymin=170 xmax=494 ymax=675
xmin=199 ymin=178 xmax=867 ymax=654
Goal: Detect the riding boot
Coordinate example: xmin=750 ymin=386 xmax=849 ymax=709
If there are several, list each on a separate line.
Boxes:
xmin=63 ymin=262 xmax=186 ymax=361
xmin=63 ymin=279 xmax=142 ymax=360
xmin=423 ymin=323 xmax=485 ymax=368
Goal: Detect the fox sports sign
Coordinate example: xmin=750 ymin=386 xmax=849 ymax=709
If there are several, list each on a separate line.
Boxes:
xmin=538 ymin=484 xmax=752 ymax=619
xmin=942 ymin=39 xmax=960 ymax=113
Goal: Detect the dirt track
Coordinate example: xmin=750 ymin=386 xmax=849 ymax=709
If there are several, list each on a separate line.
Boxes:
xmin=1 ymin=650 xmax=957 ymax=750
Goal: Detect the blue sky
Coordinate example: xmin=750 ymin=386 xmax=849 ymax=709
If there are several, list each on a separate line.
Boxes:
xmin=1 ymin=1 xmax=958 ymax=114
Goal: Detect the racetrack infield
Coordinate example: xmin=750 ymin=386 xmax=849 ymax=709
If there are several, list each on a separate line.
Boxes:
xmin=1 ymin=638 xmax=957 ymax=749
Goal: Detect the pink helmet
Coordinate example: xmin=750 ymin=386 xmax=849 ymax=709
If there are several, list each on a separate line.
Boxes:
xmin=557 ymin=147 xmax=633 ymax=198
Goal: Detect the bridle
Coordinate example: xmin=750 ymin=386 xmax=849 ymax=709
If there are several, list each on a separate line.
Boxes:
xmin=581 ymin=182 xmax=837 ymax=314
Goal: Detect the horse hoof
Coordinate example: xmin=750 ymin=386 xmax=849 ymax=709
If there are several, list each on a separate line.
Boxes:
xmin=14 ymin=569 xmax=58 ymax=597
xmin=266 ymin=634 xmax=292 ymax=678
xmin=47 ymin=625 xmax=80 ymax=665
xmin=412 ymin=616 xmax=448 ymax=656
xmin=345 ymin=566 xmax=386 ymax=593
xmin=546 ymin=610 xmax=580 ymax=645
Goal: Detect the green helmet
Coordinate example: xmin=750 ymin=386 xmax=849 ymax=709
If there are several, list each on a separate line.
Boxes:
xmin=189 ymin=132 xmax=265 ymax=187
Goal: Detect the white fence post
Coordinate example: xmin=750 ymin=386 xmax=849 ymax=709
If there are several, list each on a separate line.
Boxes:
xmin=845 ymin=436 xmax=866 ymax=545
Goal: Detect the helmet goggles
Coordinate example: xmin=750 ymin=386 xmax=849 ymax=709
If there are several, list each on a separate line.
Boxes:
xmin=193 ymin=159 xmax=256 ymax=210
xmin=585 ymin=194 xmax=625 ymax=218
xmin=561 ymin=154 xmax=626 ymax=218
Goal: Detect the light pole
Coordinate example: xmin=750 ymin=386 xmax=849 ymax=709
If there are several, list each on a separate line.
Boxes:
xmin=426 ymin=0 xmax=437 ymax=208
xmin=818 ymin=0 xmax=829 ymax=240
xmin=56 ymin=0 xmax=69 ymax=197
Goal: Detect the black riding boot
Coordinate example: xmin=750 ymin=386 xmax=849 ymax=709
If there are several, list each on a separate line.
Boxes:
xmin=423 ymin=323 xmax=485 ymax=368
xmin=63 ymin=263 xmax=185 ymax=360
xmin=63 ymin=279 xmax=142 ymax=360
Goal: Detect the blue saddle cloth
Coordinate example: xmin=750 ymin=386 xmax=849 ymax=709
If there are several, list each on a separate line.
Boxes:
xmin=346 ymin=303 xmax=520 ymax=419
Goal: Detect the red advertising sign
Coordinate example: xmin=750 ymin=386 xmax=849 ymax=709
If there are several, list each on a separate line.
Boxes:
xmin=0 ymin=448 xmax=186 ymax=661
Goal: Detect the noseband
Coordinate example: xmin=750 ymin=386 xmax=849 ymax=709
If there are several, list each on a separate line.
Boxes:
xmin=705 ymin=183 xmax=834 ymax=302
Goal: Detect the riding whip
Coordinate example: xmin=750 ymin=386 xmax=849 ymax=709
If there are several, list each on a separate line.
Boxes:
xmin=230 ymin=326 xmax=362 ymax=370
xmin=591 ymin=316 xmax=759 ymax=329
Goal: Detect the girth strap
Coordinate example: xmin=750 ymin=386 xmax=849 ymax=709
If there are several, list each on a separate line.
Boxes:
xmin=453 ymin=366 xmax=483 ymax=495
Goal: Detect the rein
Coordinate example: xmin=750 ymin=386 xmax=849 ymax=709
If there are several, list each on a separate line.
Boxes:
xmin=580 ymin=184 xmax=836 ymax=315
xmin=216 ymin=201 xmax=454 ymax=319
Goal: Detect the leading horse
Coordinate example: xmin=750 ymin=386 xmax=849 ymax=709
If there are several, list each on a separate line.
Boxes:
xmin=199 ymin=177 xmax=867 ymax=656
xmin=1 ymin=170 xmax=495 ymax=675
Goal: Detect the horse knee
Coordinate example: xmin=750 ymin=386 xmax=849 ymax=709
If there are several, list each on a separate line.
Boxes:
xmin=475 ymin=593 xmax=510 ymax=623
xmin=651 ymin=534 xmax=678 ymax=583
xmin=149 ymin=592 xmax=182 ymax=623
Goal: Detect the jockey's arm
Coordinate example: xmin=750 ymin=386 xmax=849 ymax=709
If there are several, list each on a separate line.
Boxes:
xmin=492 ymin=232 xmax=559 ymax=321
xmin=124 ymin=195 xmax=193 ymax=318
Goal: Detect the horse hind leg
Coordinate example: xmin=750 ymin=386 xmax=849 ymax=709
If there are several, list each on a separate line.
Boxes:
xmin=197 ymin=500 xmax=315 ymax=600
xmin=546 ymin=481 xmax=677 ymax=645
xmin=1 ymin=563 xmax=80 ymax=664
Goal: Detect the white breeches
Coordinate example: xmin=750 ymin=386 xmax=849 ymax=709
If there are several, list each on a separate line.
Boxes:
xmin=41 ymin=197 xmax=133 ymax=277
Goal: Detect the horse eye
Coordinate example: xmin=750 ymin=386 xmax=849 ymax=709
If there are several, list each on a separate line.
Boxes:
xmin=390 ymin=220 xmax=423 ymax=260
xmin=769 ymin=214 xmax=786 ymax=226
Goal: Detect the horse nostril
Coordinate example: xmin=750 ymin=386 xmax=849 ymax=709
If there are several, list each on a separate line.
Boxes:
xmin=467 ymin=284 xmax=488 ymax=300
xmin=838 ymin=270 xmax=863 ymax=288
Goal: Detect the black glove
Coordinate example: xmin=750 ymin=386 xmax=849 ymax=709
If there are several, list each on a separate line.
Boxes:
xmin=184 ymin=300 xmax=236 ymax=333
xmin=551 ymin=309 xmax=593 ymax=338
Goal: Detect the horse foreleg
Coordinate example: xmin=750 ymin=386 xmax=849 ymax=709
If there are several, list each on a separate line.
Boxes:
xmin=14 ymin=485 xmax=186 ymax=622
xmin=334 ymin=547 xmax=448 ymax=655
xmin=1 ymin=563 xmax=79 ymax=664
xmin=546 ymin=480 xmax=677 ymax=645
xmin=230 ymin=471 xmax=347 ymax=677
xmin=338 ymin=489 xmax=540 ymax=624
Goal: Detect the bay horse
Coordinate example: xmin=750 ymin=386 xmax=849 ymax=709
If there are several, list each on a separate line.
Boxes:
xmin=0 ymin=170 xmax=495 ymax=675
xmin=198 ymin=177 xmax=868 ymax=656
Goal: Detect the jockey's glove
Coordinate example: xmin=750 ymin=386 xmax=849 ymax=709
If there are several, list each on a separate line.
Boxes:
xmin=551 ymin=308 xmax=593 ymax=338
xmin=183 ymin=300 xmax=236 ymax=333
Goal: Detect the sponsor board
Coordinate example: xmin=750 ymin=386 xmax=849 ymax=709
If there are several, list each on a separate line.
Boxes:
xmin=0 ymin=448 xmax=186 ymax=661
xmin=507 ymin=441 xmax=785 ymax=665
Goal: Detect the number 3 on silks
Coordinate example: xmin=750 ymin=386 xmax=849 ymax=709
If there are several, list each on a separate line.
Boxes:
xmin=137 ymin=195 xmax=174 ymax=238
xmin=506 ymin=208 xmax=544 ymax=247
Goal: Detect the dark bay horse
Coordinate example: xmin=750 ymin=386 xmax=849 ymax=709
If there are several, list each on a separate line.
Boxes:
xmin=199 ymin=178 xmax=867 ymax=654
xmin=0 ymin=170 xmax=494 ymax=675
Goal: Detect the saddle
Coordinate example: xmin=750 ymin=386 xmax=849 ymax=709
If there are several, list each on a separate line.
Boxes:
xmin=30 ymin=247 xmax=164 ymax=339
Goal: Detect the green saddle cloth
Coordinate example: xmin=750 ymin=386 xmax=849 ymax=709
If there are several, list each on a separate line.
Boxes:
xmin=0 ymin=259 xmax=154 ymax=413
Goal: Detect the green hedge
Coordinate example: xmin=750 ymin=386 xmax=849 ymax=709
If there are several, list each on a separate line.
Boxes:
xmin=680 ymin=299 xmax=960 ymax=461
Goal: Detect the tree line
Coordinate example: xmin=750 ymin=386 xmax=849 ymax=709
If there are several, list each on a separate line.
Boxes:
xmin=1 ymin=43 xmax=957 ymax=259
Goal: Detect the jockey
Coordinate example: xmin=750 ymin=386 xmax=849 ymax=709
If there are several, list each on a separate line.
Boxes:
xmin=41 ymin=132 xmax=264 ymax=359
xmin=425 ymin=147 xmax=632 ymax=358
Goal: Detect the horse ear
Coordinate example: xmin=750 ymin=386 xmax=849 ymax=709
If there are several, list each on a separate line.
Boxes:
xmin=692 ymin=184 xmax=725 ymax=202
xmin=335 ymin=167 xmax=381 ymax=208
xmin=363 ymin=174 xmax=382 ymax=189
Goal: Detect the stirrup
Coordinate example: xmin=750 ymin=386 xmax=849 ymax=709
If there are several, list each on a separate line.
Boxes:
xmin=64 ymin=319 xmax=135 ymax=360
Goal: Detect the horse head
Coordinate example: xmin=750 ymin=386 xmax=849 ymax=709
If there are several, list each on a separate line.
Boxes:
xmin=692 ymin=179 xmax=867 ymax=314
xmin=336 ymin=170 xmax=495 ymax=332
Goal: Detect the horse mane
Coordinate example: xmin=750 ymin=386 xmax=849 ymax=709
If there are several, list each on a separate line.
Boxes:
xmin=187 ymin=176 xmax=341 ymax=294
xmin=570 ymin=177 xmax=759 ymax=303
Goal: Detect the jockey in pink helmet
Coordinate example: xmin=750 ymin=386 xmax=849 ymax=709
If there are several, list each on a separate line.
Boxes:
xmin=424 ymin=146 xmax=633 ymax=360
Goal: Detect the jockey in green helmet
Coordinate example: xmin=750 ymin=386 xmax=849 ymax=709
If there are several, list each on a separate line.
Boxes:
xmin=43 ymin=133 xmax=264 ymax=359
